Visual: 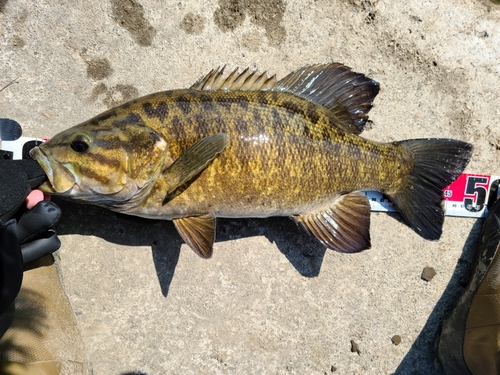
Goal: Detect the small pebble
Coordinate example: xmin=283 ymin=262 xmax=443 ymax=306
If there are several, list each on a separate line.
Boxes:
xmin=331 ymin=365 xmax=337 ymax=372
xmin=350 ymin=340 xmax=361 ymax=355
xmin=391 ymin=335 xmax=402 ymax=345
xmin=421 ymin=266 xmax=437 ymax=281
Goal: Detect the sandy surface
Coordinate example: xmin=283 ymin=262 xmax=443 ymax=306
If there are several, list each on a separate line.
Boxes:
xmin=2 ymin=0 xmax=500 ymax=374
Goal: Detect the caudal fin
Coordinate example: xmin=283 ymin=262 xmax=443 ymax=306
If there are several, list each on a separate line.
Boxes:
xmin=389 ymin=139 xmax=473 ymax=240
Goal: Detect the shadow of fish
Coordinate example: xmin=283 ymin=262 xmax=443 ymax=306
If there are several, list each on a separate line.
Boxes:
xmin=30 ymin=63 xmax=472 ymax=258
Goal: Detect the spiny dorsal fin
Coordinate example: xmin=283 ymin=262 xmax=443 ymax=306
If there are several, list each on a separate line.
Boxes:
xmin=173 ymin=215 xmax=216 ymax=258
xmin=276 ymin=63 xmax=380 ymax=134
xmin=293 ymin=191 xmax=371 ymax=253
xmin=190 ymin=66 xmax=277 ymax=91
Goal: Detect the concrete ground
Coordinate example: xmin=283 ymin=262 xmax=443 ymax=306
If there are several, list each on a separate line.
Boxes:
xmin=1 ymin=0 xmax=500 ymax=373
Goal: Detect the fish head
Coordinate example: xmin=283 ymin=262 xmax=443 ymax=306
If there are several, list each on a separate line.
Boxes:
xmin=30 ymin=112 xmax=169 ymax=206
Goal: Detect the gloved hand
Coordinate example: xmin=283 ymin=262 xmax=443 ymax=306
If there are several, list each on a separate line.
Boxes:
xmin=0 ymin=158 xmax=61 ymax=313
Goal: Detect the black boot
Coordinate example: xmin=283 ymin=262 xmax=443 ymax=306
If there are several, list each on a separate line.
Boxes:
xmin=438 ymin=197 xmax=500 ymax=374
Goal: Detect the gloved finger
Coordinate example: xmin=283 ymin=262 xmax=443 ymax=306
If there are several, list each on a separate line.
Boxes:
xmin=0 ymin=219 xmax=23 ymax=314
xmin=18 ymin=159 xmax=47 ymax=188
xmin=21 ymin=231 xmax=61 ymax=264
xmin=0 ymin=159 xmax=47 ymax=222
xmin=17 ymin=201 xmax=61 ymax=244
xmin=0 ymin=168 xmax=30 ymax=222
xmin=0 ymin=118 xmax=22 ymax=141
xmin=25 ymin=190 xmax=46 ymax=210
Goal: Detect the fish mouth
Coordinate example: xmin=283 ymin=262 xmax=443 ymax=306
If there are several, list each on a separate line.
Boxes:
xmin=30 ymin=146 xmax=76 ymax=194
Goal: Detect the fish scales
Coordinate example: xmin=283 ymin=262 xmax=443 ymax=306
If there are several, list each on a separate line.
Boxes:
xmin=30 ymin=63 xmax=472 ymax=257
xmin=101 ymin=89 xmax=407 ymax=217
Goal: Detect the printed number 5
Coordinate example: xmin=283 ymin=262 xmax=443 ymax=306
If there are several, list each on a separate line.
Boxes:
xmin=464 ymin=176 xmax=489 ymax=212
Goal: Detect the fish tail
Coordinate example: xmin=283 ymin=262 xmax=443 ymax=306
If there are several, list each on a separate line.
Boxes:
xmin=388 ymin=139 xmax=473 ymax=240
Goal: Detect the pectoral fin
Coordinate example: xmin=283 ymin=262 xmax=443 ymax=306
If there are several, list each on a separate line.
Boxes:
xmin=293 ymin=191 xmax=371 ymax=253
xmin=173 ymin=215 xmax=216 ymax=258
xmin=163 ymin=133 xmax=230 ymax=202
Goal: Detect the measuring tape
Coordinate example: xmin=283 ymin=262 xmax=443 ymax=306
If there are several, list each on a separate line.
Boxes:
xmin=364 ymin=173 xmax=499 ymax=218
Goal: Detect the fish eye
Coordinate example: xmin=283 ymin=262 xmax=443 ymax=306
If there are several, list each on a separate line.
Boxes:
xmin=70 ymin=135 xmax=91 ymax=153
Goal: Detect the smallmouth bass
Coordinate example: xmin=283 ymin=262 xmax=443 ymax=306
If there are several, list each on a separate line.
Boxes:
xmin=30 ymin=63 xmax=472 ymax=258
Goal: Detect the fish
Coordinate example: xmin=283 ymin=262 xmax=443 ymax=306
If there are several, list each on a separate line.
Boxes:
xmin=30 ymin=63 xmax=473 ymax=258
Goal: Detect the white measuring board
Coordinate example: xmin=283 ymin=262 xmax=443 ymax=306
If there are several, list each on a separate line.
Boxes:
xmin=364 ymin=173 xmax=500 ymax=218
xmin=2 ymin=137 xmax=46 ymax=160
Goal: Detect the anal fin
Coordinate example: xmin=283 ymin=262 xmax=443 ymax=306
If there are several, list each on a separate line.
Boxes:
xmin=293 ymin=191 xmax=371 ymax=253
xmin=173 ymin=215 xmax=216 ymax=258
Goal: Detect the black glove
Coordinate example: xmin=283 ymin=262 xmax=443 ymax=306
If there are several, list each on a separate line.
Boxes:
xmin=0 ymin=159 xmax=62 ymax=313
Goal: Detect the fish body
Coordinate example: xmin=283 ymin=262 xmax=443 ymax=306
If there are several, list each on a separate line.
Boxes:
xmin=94 ymin=89 xmax=406 ymax=218
xmin=31 ymin=63 xmax=473 ymax=257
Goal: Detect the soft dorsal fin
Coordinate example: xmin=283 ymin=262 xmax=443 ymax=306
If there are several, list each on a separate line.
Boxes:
xmin=276 ymin=63 xmax=380 ymax=134
xmin=190 ymin=66 xmax=277 ymax=91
